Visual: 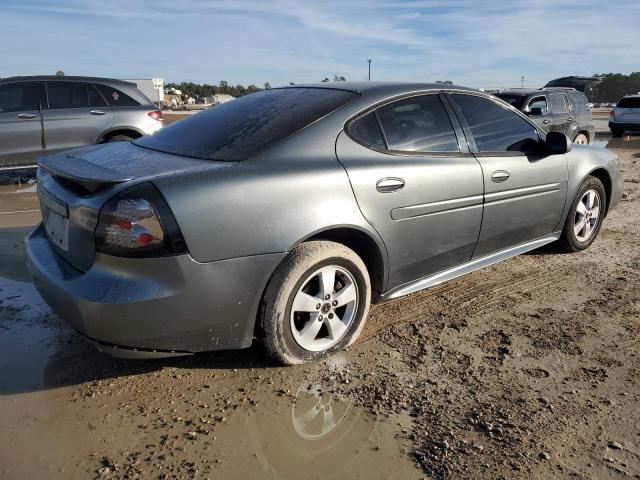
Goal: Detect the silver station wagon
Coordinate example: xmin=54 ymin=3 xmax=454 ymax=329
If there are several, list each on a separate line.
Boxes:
xmin=26 ymin=82 xmax=622 ymax=364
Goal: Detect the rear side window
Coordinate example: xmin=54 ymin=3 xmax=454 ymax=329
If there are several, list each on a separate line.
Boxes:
xmin=451 ymin=94 xmax=540 ymax=153
xmin=617 ymin=97 xmax=640 ymax=108
xmin=349 ymin=112 xmax=385 ymax=149
xmin=549 ymin=94 xmax=569 ymax=114
xmin=375 ymin=95 xmax=459 ymax=152
xmin=47 ymin=82 xmax=89 ymax=108
xmin=568 ymin=93 xmax=588 ymax=114
xmin=94 ymin=84 xmax=139 ymax=106
xmin=135 ymin=88 xmax=357 ymax=161
xmin=0 ymin=82 xmax=46 ymax=112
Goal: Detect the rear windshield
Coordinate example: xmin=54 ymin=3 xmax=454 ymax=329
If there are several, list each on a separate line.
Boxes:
xmin=494 ymin=93 xmax=525 ymax=110
xmin=617 ymin=97 xmax=640 ymax=108
xmin=134 ymin=88 xmax=357 ymax=161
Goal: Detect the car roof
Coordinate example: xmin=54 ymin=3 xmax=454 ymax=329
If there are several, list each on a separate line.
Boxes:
xmin=495 ymin=87 xmax=579 ymax=97
xmin=0 ymin=75 xmax=135 ymax=86
xmin=277 ymin=81 xmax=477 ymax=98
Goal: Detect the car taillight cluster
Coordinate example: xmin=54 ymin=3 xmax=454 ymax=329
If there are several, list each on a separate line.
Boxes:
xmin=609 ymin=110 xmax=615 ymax=117
xmin=95 ymin=182 xmax=187 ymax=257
xmin=148 ymin=110 xmax=164 ymax=122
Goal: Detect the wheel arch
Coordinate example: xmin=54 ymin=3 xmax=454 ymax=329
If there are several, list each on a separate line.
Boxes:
xmin=96 ymin=127 xmax=144 ymax=143
xmin=251 ymin=225 xmax=388 ymax=345
xmin=588 ymin=167 xmax=612 ymax=215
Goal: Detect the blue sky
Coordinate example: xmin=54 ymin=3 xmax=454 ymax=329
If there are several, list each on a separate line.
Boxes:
xmin=2 ymin=0 xmax=638 ymax=89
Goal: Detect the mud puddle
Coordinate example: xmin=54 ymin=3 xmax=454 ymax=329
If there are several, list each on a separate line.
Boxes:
xmin=0 ymin=258 xmax=420 ymax=479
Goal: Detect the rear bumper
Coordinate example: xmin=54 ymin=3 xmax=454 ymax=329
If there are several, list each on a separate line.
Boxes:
xmin=26 ymin=223 xmax=285 ymax=356
xmin=609 ymin=121 xmax=640 ymax=131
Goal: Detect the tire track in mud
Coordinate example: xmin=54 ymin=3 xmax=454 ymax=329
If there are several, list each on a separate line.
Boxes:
xmin=357 ymin=262 xmax=569 ymax=344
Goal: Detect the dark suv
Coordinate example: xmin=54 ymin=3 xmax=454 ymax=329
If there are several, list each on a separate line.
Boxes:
xmin=0 ymin=76 xmax=163 ymax=169
xmin=494 ymin=88 xmax=595 ymax=144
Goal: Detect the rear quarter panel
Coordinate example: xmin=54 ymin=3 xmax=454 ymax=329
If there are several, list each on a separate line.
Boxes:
xmin=152 ymin=124 xmax=384 ymax=266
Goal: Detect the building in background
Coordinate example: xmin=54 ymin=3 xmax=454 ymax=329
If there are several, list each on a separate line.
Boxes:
xmin=123 ymin=78 xmax=164 ymax=105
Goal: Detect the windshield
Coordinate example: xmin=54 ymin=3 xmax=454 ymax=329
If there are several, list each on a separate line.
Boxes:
xmin=134 ymin=88 xmax=357 ymax=161
xmin=617 ymin=97 xmax=640 ymax=108
xmin=494 ymin=93 xmax=525 ymax=110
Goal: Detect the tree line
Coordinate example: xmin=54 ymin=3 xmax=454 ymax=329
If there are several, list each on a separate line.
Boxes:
xmin=165 ymin=76 xmax=348 ymax=99
xmin=586 ymin=72 xmax=640 ymax=102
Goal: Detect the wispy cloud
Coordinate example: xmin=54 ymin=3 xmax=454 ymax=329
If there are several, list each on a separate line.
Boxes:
xmin=1 ymin=0 xmax=638 ymax=88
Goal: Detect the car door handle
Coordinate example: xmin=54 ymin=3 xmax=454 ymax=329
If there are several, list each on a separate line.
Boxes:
xmin=17 ymin=113 xmax=37 ymax=119
xmin=567 ymin=117 xmax=574 ymax=122
xmin=90 ymin=110 xmax=107 ymax=115
xmin=491 ymin=170 xmax=510 ymax=183
xmin=542 ymin=119 xmax=550 ymax=124
xmin=376 ymin=177 xmax=405 ymax=193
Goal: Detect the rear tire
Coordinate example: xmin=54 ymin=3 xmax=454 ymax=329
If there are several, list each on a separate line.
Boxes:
xmin=611 ymin=128 xmax=623 ymax=138
xmin=107 ymin=134 xmax=135 ymax=143
xmin=559 ymin=176 xmax=606 ymax=252
xmin=260 ymin=241 xmax=371 ymax=365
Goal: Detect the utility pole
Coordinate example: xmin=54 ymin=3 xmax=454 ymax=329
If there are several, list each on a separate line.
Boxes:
xmin=367 ymin=59 xmax=372 ymax=81
xmin=521 ymin=76 xmax=525 ymax=88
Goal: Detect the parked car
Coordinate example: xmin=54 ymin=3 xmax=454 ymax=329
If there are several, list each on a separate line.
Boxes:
xmin=494 ymin=88 xmax=594 ymax=144
xmin=609 ymin=95 xmax=640 ymax=136
xmin=0 ymin=76 xmax=163 ymax=169
xmin=26 ymin=83 xmax=622 ymax=364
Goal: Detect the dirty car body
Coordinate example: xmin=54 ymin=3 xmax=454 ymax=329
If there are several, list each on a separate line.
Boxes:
xmin=26 ymin=83 xmax=623 ymax=360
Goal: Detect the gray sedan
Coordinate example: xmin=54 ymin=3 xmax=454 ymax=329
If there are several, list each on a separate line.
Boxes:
xmin=26 ymin=82 xmax=623 ymax=364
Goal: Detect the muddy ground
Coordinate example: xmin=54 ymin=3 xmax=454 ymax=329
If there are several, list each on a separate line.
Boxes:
xmin=0 ymin=137 xmax=639 ymax=480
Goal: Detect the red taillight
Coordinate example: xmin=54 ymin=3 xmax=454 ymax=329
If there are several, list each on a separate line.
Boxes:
xmin=609 ymin=110 xmax=615 ymax=117
xmin=148 ymin=110 xmax=164 ymax=122
xmin=95 ymin=183 xmax=187 ymax=258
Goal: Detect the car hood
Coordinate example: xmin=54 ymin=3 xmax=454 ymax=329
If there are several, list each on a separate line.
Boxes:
xmin=38 ymin=142 xmax=234 ymax=192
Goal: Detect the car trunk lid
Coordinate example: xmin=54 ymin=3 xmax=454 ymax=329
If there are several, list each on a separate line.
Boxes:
xmin=36 ymin=142 xmax=234 ymax=271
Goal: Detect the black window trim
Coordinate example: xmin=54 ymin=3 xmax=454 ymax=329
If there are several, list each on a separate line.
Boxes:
xmin=445 ymin=90 xmax=546 ymax=157
xmin=344 ymin=91 xmax=471 ymax=157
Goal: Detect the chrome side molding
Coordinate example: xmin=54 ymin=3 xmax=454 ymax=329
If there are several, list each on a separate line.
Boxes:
xmin=381 ymin=233 xmax=561 ymax=301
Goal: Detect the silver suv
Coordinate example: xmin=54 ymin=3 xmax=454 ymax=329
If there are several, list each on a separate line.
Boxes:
xmin=0 ymin=76 xmax=163 ymax=169
xmin=609 ymin=94 xmax=640 ymax=136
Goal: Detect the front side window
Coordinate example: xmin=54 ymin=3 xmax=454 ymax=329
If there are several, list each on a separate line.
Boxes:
xmin=549 ymin=94 xmax=569 ymax=114
xmin=349 ymin=112 xmax=385 ymax=149
xmin=451 ymin=94 xmax=540 ymax=153
xmin=375 ymin=95 xmax=459 ymax=152
xmin=135 ymin=88 xmax=357 ymax=161
xmin=47 ymin=82 xmax=90 ymax=109
xmin=527 ymin=96 xmax=548 ymax=115
xmin=94 ymin=84 xmax=139 ymax=106
xmin=0 ymin=82 xmax=46 ymax=112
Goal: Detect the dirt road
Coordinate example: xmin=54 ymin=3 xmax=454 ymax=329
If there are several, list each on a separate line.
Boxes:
xmin=0 ymin=137 xmax=638 ymax=479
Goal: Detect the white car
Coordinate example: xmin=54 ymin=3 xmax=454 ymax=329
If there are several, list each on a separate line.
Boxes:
xmin=609 ymin=95 xmax=640 ymax=136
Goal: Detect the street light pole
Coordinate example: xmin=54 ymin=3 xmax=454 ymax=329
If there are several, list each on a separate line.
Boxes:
xmin=521 ymin=76 xmax=525 ymax=88
xmin=367 ymin=59 xmax=372 ymax=81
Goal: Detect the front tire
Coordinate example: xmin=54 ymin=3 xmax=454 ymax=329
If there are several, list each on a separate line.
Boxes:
xmin=107 ymin=134 xmax=135 ymax=142
xmin=573 ymin=133 xmax=589 ymax=145
xmin=260 ymin=241 xmax=371 ymax=365
xmin=559 ymin=176 xmax=606 ymax=252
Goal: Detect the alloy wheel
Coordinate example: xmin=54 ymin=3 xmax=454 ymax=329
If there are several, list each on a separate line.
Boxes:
xmin=290 ymin=265 xmax=359 ymax=352
xmin=574 ymin=189 xmax=600 ymax=242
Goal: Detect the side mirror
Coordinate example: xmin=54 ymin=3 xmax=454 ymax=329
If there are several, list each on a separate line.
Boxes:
xmin=528 ymin=107 xmax=544 ymax=116
xmin=545 ymin=131 xmax=571 ymax=154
